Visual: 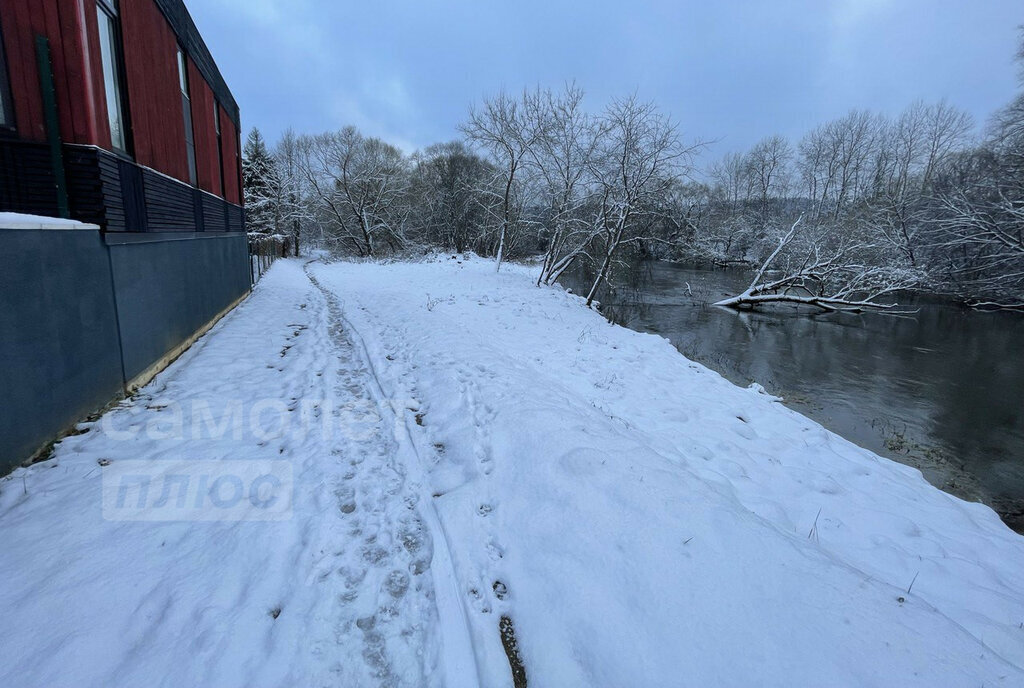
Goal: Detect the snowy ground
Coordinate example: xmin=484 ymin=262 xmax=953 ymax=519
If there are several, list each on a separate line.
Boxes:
xmin=2 ymin=256 xmax=1024 ymax=687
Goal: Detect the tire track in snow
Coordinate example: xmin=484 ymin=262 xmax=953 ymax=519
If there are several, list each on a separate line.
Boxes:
xmin=305 ymin=263 xmax=483 ymax=688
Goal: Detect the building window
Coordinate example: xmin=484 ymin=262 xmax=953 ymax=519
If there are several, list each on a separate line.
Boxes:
xmin=0 ymin=15 xmax=16 ymax=129
xmin=177 ymin=48 xmax=198 ymax=186
xmin=214 ymin=101 xmax=225 ymax=196
xmin=96 ymin=0 xmax=129 ymax=152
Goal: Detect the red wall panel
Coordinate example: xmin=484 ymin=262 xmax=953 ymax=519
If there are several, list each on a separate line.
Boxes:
xmin=219 ymin=109 xmax=241 ymax=205
xmin=187 ymin=57 xmax=218 ymax=196
xmin=37 ymin=1 xmax=72 ymax=138
xmin=1 ymin=0 xmax=104 ymax=144
xmin=52 ymin=0 xmax=97 ymax=144
xmin=2 ymin=0 xmax=45 ymax=142
xmin=118 ymin=0 xmax=189 ymax=184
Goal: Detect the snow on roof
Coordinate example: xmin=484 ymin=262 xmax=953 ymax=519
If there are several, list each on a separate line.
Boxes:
xmin=0 ymin=213 xmax=99 ymax=230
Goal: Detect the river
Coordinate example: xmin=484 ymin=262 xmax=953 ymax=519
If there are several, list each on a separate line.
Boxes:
xmin=570 ymin=261 xmax=1024 ymax=533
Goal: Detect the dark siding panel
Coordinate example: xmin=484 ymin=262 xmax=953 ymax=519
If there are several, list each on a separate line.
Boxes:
xmin=119 ymin=159 xmax=147 ymax=231
xmin=97 ymin=152 xmax=126 ymax=231
xmin=64 ymin=146 xmax=131 ymax=232
xmin=192 ymin=188 xmax=205 ymax=232
xmin=142 ymin=168 xmax=195 ymax=232
xmin=1 ymin=140 xmax=242 ymax=234
xmin=65 ymin=146 xmax=106 ymax=227
xmin=227 ymin=203 xmax=244 ymax=234
xmin=202 ymin=192 xmax=227 ymax=232
xmin=0 ymin=139 xmax=60 ymax=214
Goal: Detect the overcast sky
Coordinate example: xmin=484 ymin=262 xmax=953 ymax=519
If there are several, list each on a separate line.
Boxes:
xmin=188 ymin=0 xmax=1022 ymax=161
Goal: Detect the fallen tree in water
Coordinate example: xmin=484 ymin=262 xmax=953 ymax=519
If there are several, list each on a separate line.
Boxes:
xmin=714 ymin=216 xmax=920 ymax=312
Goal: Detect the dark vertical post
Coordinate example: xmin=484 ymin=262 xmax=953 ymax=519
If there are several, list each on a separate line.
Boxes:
xmin=35 ymin=36 xmax=70 ymax=219
xmin=192 ymin=188 xmax=205 ymax=232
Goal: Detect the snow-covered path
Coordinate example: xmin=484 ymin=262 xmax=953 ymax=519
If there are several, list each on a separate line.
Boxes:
xmin=2 ymin=256 xmax=1024 ymax=687
xmin=0 ymin=260 xmax=472 ymax=687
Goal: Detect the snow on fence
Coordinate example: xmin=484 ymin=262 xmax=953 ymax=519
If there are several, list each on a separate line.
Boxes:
xmin=249 ymin=235 xmax=288 ymax=283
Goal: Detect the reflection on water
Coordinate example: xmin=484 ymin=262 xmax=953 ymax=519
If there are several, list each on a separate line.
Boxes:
xmin=573 ymin=261 xmax=1024 ymax=532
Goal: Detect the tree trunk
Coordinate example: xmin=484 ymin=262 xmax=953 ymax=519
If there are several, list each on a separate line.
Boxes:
xmin=586 ymin=224 xmax=622 ymax=307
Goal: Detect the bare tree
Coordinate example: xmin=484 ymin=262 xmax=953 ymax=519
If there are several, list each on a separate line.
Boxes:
xmin=921 ymin=100 xmax=975 ymax=187
xmin=407 ymin=141 xmax=498 ymax=253
xmin=710 ymin=152 xmax=753 ymax=207
xmin=462 ymin=91 xmax=542 ymax=271
xmin=926 ymin=149 xmax=1024 ymax=309
xmin=861 ymin=101 xmax=974 ymax=268
xmin=745 ymin=135 xmax=792 ymax=221
xmin=272 ymin=129 xmax=312 ymax=256
xmin=704 ymin=152 xmax=759 ymax=264
xmin=584 ymin=96 xmax=695 ymax=306
xmin=919 ymin=38 xmax=1021 ymax=309
xmin=525 ymin=84 xmax=607 ymax=285
xmin=715 ymin=216 xmax=919 ymax=312
xmin=297 ymin=127 xmax=408 ymax=257
xmin=798 ymin=110 xmax=884 ymax=220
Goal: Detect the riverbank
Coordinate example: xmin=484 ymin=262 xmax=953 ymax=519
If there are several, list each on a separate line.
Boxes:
xmin=2 ymin=256 xmax=1023 ymax=686
xmin=582 ymin=260 xmax=1024 ymax=533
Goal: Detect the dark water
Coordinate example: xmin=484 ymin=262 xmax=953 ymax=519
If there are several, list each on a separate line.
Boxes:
xmin=573 ymin=262 xmax=1024 ymax=532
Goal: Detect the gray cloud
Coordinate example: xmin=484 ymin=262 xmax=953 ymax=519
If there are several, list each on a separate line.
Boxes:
xmin=189 ymin=0 xmax=1022 ymax=160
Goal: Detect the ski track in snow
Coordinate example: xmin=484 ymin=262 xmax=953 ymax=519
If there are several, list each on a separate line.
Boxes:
xmin=301 ymin=265 xmax=442 ymax=688
xmin=305 ymin=264 xmax=481 ymax=688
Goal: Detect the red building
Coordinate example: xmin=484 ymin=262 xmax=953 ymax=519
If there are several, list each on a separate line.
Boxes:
xmin=0 ymin=0 xmax=244 ymax=231
xmin=0 ymin=0 xmax=252 ymax=471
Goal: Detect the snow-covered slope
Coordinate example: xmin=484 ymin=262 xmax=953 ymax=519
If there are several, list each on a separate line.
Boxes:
xmin=312 ymin=255 xmax=1024 ymax=687
xmin=1 ymin=256 xmax=1022 ymax=687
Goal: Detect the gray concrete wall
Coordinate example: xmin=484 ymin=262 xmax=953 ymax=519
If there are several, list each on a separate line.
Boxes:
xmin=106 ymin=232 xmax=251 ymax=381
xmin=0 ymin=223 xmax=250 ymax=473
xmin=0 ymin=224 xmax=125 ymax=468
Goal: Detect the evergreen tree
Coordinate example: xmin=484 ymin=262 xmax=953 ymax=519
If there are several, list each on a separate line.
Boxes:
xmin=242 ymin=128 xmax=280 ymax=238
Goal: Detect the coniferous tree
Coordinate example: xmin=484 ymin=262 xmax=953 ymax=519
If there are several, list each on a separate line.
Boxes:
xmin=242 ymin=128 xmax=281 ymax=239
